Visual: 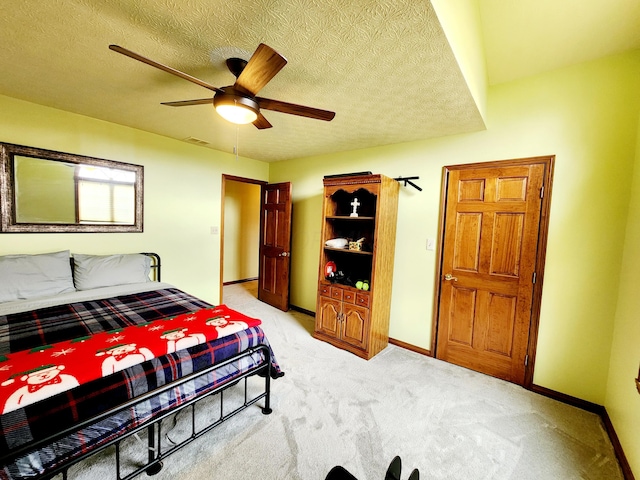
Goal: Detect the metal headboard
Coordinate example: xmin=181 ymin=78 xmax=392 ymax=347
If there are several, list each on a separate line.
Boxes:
xmin=141 ymin=252 xmax=161 ymax=282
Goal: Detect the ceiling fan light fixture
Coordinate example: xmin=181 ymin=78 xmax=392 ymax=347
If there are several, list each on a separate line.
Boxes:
xmin=213 ymin=89 xmax=259 ymax=124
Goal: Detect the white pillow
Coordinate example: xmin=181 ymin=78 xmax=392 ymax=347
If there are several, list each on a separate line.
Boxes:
xmin=73 ymin=253 xmax=151 ymax=291
xmin=0 ymin=251 xmax=76 ymax=303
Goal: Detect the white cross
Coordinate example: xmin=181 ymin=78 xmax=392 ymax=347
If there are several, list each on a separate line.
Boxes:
xmin=350 ymin=197 xmax=360 ymax=217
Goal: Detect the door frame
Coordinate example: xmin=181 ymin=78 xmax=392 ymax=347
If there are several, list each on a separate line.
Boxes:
xmin=431 ymin=156 xmax=555 ymax=387
xmin=220 ymin=174 xmax=267 ymax=305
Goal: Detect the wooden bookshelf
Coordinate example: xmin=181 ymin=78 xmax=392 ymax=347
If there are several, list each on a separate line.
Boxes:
xmin=313 ymin=174 xmax=399 ymax=359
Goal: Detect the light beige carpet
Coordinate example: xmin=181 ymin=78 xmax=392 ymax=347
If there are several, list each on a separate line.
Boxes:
xmin=65 ymin=281 xmax=623 ymax=480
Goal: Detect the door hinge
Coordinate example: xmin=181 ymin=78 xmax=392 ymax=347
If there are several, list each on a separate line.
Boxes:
xmin=532 ymin=272 xmax=537 ymax=284
xmin=540 ymin=185 xmax=544 ymax=199
xmin=525 ymin=354 xmax=529 ymax=367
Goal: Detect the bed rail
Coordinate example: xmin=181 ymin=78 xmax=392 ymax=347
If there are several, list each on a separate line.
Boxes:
xmin=1 ymin=344 xmax=273 ymax=480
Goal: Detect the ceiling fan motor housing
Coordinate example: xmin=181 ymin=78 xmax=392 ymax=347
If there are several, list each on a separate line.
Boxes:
xmin=214 ymin=86 xmax=259 ymax=114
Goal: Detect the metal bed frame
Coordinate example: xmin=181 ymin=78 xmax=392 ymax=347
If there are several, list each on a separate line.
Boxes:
xmin=1 ymin=344 xmax=274 ymax=480
xmin=1 ymin=253 xmax=275 ymax=480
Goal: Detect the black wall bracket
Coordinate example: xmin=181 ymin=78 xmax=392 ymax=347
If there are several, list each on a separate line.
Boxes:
xmin=394 ymin=176 xmax=422 ymax=192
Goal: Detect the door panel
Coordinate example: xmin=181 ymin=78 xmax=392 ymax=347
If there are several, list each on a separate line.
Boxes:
xmin=437 ymin=163 xmax=545 ymax=385
xmin=490 ymin=213 xmax=524 ymax=276
xmin=342 ymin=304 xmax=369 ymax=350
xmin=485 ymin=293 xmax=517 ymax=356
xmin=317 ymin=297 xmax=340 ymax=337
xmin=448 ymin=287 xmax=476 ymax=346
xmin=453 ymin=213 xmax=482 ymax=272
xmin=258 ymin=182 xmax=292 ymax=311
xmin=496 ymin=176 xmax=528 ymax=201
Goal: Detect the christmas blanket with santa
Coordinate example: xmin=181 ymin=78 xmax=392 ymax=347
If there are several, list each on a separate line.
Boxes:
xmin=0 ymin=305 xmax=261 ymax=414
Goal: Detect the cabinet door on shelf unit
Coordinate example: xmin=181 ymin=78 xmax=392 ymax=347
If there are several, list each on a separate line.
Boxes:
xmin=342 ymin=303 xmax=369 ymax=350
xmin=317 ymin=296 xmax=341 ymax=337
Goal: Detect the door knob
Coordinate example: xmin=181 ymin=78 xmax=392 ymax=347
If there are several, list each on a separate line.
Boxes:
xmin=444 ymin=273 xmax=458 ymax=281
xmin=278 ymin=252 xmax=290 ymax=257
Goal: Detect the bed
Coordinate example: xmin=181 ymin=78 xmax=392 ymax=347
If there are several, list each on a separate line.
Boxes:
xmin=0 ymin=251 xmax=282 ymax=480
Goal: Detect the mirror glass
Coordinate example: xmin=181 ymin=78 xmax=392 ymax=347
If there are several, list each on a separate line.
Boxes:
xmin=1 ymin=143 xmax=143 ymax=233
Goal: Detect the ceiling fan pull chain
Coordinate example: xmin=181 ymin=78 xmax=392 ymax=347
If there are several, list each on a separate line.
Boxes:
xmin=235 ymin=124 xmax=239 ymax=162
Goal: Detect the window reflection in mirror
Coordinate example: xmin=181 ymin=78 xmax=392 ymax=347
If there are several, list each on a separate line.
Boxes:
xmin=1 ymin=143 xmax=143 ymax=233
xmin=76 ymin=165 xmax=136 ymax=225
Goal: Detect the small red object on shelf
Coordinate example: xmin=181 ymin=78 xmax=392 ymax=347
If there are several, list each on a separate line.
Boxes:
xmin=324 ymin=261 xmax=337 ymax=278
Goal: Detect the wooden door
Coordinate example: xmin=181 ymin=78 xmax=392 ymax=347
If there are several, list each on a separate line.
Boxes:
xmin=258 ymin=182 xmax=292 ymax=311
xmin=436 ymin=161 xmax=547 ymax=385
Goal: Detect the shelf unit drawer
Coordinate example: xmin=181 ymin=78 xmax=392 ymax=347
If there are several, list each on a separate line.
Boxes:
xmin=330 ymin=287 xmax=343 ymax=301
xmin=319 ymin=284 xmax=331 ymax=297
xmin=356 ymin=292 xmax=370 ymax=308
xmin=343 ymin=290 xmax=356 ymax=304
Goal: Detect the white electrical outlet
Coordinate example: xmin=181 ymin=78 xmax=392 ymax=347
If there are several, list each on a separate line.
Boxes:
xmin=426 ymin=238 xmax=435 ymax=251
xmin=210 ymin=226 xmax=219 ymax=235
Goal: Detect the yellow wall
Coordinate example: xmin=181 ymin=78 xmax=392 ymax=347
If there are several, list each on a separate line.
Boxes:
xmin=270 ymin=50 xmax=640 ymax=407
xmin=431 ymin=0 xmax=487 ymax=121
xmin=605 ymin=113 xmax=640 ymax=474
xmin=223 ymin=180 xmax=260 ymax=282
xmin=0 ymin=94 xmax=269 ymax=304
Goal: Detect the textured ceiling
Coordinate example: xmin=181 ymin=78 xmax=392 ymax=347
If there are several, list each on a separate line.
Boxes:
xmin=0 ymin=0 xmax=638 ymax=162
xmin=0 ymin=0 xmax=484 ymax=162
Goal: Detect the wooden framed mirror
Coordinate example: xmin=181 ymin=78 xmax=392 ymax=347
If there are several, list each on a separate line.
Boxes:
xmin=0 ymin=143 xmax=143 ymax=233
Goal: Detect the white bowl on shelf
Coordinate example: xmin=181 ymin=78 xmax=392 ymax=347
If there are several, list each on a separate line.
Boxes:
xmin=325 ymin=238 xmax=348 ymax=249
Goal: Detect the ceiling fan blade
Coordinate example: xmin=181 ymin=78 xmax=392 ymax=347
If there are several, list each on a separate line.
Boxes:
xmin=257 ymin=97 xmax=335 ymax=122
xmin=253 ymin=112 xmax=273 ymax=129
xmin=161 ymin=98 xmax=214 ymax=107
xmin=234 ymin=44 xmax=287 ymax=96
xmin=109 ymin=45 xmax=222 ymax=94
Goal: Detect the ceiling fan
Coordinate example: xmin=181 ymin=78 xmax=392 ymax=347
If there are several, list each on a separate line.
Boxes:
xmin=109 ymin=43 xmax=335 ymax=129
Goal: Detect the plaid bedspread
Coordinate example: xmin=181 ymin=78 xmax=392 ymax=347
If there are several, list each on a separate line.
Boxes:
xmin=0 ymin=288 xmax=282 ymax=479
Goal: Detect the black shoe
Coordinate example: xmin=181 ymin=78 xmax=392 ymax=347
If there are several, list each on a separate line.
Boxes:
xmin=325 ymin=466 xmax=358 ymax=480
xmin=385 ymin=456 xmax=401 ymax=480
xmin=408 ymin=469 xmax=419 ymax=480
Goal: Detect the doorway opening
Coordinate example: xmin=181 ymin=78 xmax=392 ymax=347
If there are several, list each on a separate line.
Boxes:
xmin=221 ymin=175 xmax=264 ymax=304
xmin=220 ymin=175 xmax=293 ymax=311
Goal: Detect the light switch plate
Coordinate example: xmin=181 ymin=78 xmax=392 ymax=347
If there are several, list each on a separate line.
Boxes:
xmin=426 ymin=238 xmax=435 ymax=251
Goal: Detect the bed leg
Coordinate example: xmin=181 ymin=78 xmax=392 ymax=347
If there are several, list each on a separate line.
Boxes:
xmin=145 ymin=424 xmax=163 ymax=475
xmin=146 ymin=463 xmax=163 ymax=476
xmin=261 ymin=361 xmax=273 ymax=415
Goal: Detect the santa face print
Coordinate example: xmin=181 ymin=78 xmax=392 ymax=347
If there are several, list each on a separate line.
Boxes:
xmin=206 ymin=317 xmax=229 ymax=327
xmin=161 ymin=329 xmax=206 ymax=354
xmin=96 ymin=343 xmax=155 ymax=376
xmin=109 ymin=344 xmax=137 ymax=356
xmin=161 ymin=330 xmax=186 ymax=341
xmin=205 ymin=316 xmax=248 ymax=338
xmin=25 ymin=367 xmax=61 ymax=386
